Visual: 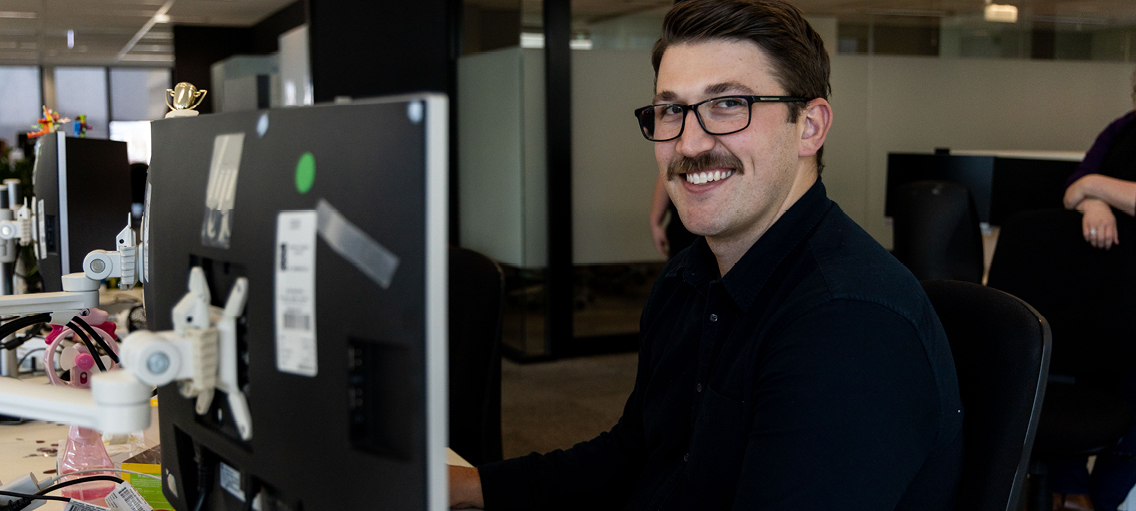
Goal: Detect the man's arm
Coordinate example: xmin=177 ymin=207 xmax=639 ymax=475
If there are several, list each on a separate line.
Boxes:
xmin=730 ymin=300 xmax=960 ymax=511
xmin=472 ymin=340 xmax=654 ymax=511
xmin=650 ymin=174 xmax=671 ymax=258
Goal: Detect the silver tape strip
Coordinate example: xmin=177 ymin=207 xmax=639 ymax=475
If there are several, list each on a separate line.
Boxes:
xmin=316 ymin=199 xmax=400 ymax=289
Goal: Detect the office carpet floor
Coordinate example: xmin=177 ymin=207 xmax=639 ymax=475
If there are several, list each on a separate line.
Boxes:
xmin=500 ymin=352 xmax=638 ymax=459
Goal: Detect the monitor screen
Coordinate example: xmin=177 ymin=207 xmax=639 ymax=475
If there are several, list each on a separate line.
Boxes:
xmin=145 ymin=96 xmax=448 ymax=511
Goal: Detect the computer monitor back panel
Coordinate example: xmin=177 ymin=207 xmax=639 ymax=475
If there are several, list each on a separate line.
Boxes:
xmin=32 ymin=133 xmax=132 ymax=291
xmin=146 ymin=96 xmax=447 ymax=511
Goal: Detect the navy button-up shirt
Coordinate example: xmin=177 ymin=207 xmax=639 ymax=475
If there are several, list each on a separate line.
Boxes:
xmin=480 ymin=180 xmax=963 ymax=511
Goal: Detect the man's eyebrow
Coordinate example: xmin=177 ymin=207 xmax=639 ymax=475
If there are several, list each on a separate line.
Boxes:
xmin=706 ymin=82 xmax=755 ymax=95
xmin=653 ymin=91 xmax=677 ymax=103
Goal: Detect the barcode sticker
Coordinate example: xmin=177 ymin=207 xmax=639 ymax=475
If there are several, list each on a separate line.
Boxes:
xmin=105 ymin=482 xmax=154 ymax=511
xmin=283 ymin=313 xmax=311 ymax=331
xmin=275 ymin=210 xmax=318 ymax=377
xmin=65 ymin=501 xmax=110 ymax=511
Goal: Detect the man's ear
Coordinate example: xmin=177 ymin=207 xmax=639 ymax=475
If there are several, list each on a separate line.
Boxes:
xmin=798 ymin=98 xmax=832 ymax=158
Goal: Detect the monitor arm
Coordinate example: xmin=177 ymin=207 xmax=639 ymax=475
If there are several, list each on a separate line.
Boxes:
xmin=0 ymin=266 xmax=252 ymax=439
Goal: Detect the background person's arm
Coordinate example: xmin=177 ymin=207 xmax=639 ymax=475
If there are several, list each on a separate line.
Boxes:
xmin=1065 ymin=174 xmax=1136 ymax=217
xmin=650 ymin=174 xmax=671 ymax=257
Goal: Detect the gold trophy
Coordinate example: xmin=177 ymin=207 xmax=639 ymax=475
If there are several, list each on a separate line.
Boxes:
xmin=165 ymin=82 xmax=208 ymax=118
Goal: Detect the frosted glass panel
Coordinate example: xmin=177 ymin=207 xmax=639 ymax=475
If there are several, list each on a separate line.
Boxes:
xmin=110 ymin=68 xmax=171 ymax=121
xmin=54 ymin=67 xmax=109 ymax=139
xmin=0 ymin=66 xmax=42 ymax=149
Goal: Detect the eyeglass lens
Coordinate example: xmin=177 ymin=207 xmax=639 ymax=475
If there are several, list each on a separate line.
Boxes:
xmin=639 ymin=97 xmax=752 ymax=141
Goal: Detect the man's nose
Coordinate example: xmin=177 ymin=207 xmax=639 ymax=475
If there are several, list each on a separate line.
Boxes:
xmin=675 ymin=111 xmax=714 ymax=157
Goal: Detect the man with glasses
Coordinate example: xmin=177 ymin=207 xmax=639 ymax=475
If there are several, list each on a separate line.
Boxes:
xmin=451 ymin=0 xmax=962 ymax=509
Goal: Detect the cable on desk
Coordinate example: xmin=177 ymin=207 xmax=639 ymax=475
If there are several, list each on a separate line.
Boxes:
xmin=35 ymin=474 xmax=125 ymax=496
xmin=191 ymin=443 xmax=214 ymax=511
xmin=0 ymin=314 xmax=51 ymax=349
xmin=67 ymin=322 xmax=108 ymax=372
xmin=40 ymin=468 xmax=161 ymax=488
xmin=0 ymin=489 xmax=71 ymax=511
xmin=0 ymin=324 xmax=46 ymax=351
xmin=71 ymin=316 xmax=119 ymax=365
xmin=15 ymin=348 xmax=43 ymax=371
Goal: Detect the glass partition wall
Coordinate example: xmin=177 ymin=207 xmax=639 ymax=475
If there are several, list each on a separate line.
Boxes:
xmin=457 ymin=0 xmax=1136 ymax=360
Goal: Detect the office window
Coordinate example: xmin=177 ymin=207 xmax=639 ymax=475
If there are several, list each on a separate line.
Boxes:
xmin=54 ymin=67 xmax=109 ymax=139
xmin=0 ymin=66 xmax=42 ymax=150
xmin=109 ymin=121 xmax=152 ymax=165
xmin=110 ymin=68 xmax=171 ymax=121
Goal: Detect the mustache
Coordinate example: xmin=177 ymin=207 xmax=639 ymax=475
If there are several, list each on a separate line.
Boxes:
xmin=667 ymin=151 xmax=744 ymax=180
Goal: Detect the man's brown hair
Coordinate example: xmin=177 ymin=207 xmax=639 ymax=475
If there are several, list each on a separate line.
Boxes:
xmin=651 ymin=0 xmax=831 ymax=171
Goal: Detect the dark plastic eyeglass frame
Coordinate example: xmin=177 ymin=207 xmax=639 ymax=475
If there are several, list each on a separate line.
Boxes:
xmin=633 ymin=95 xmax=810 ymax=142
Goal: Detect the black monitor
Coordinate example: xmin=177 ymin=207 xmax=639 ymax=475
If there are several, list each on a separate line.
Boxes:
xmin=885 ymin=153 xmax=995 ymax=223
xmin=144 ymin=95 xmax=448 ymax=511
xmin=885 ymin=152 xmax=1079 ymax=225
xmin=31 ymin=133 xmax=133 ymax=291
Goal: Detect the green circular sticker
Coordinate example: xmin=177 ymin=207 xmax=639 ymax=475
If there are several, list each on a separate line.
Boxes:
xmin=295 ymin=152 xmax=315 ymax=193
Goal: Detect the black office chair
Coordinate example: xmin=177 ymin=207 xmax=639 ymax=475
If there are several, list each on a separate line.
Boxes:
xmin=986 ymin=209 xmax=1136 ymax=511
xmin=892 ymin=181 xmax=984 ymax=282
xmin=448 ymin=246 xmax=505 ymax=466
xmin=921 ymin=280 xmax=1050 ymax=511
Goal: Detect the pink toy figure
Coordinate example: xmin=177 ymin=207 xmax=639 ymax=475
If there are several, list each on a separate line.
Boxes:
xmin=44 ymin=308 xmax=121 ymax=505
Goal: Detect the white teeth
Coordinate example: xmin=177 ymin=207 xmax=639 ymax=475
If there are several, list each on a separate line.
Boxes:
xmin=684 ymin=170 xmax=735 ymax=185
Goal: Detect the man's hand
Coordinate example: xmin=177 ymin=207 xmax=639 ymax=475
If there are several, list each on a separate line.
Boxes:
xmin=449 ymin=465 xmax=484 ymax=509
xmin=1079 ymin=198 xmax=1119 ymax=250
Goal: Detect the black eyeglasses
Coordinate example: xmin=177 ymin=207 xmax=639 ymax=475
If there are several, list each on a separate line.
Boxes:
xmin=633 ymin=95 xmax=809 ymax=142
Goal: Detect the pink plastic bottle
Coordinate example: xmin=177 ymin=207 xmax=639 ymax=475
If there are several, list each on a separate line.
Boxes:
xmin=57 ymin=352 xmax=116 ymax=505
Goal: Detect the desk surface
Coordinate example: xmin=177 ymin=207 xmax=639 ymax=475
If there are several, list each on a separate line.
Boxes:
xmin=1 ymin=379 xmax=472 ymax=510
xmin=949 ymin=149 xmax=1085 ymax=161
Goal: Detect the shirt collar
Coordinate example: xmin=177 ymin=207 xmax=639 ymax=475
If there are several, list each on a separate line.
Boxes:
xmin=667 ymin=179 xmax=833 ymax=312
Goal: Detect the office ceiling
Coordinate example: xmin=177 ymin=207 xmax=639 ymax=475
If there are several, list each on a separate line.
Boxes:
xmin=0 ymin=0 xmax=1132 ymax=67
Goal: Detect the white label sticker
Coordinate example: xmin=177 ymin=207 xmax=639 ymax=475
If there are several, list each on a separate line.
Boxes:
xmin=105 ymin=482 xmax=154 ymax=511
xmin=65 ymin=501 xmax=110 ymax=511
xmin=275 ymin=210 xmax=318 ymax=377
xmin=218 ymin=462 xmax=246 ymax=502
xmin=201 ymin=133 xmax=245 ymax=249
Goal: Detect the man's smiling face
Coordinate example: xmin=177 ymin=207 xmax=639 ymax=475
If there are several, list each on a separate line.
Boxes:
xmin=654 ymin=39 xmax=811 ymax=251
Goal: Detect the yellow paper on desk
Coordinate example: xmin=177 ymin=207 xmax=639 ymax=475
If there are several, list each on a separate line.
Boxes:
xmin=121 ymin=463 xmax=172 ymax=511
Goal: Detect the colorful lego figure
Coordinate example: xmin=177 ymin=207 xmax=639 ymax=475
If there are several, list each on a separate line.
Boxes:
xmin=72 ymin=114 xmax=91 ymax=138
xmin=27 ymin=105 xmax=70 ymax=138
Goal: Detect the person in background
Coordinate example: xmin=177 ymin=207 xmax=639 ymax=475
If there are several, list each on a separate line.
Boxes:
xmin=1063 ymin=69 xmax=1136 ymax=250
xmin=1052 ymin=70 xmax=1136 ymax=511
xmin=450 ymin=1 xmax=962 ymax=509
xmin=649 ymin=174 xmax=697 ymax=258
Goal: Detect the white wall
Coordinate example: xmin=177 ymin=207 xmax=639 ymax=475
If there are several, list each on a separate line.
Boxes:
xmin=460 ymin=45 xmax=1136 ymax=265
xmin=827 ymin=55 xmax=1135 ymax=248
xmin=572 ymin=49 xmax=662 ymax=264
xmin=458 ymin=49 xmax=525 ymax=267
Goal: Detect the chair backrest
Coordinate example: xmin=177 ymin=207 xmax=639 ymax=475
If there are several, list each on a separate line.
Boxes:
xmin=987 ymin=208 xmax=1136 ymax=384
xmin=893 ymin=181 xmax=985 ymax=282
xmin=921 ymin=280 xmax=1051 ymax=511
xmin=448 ymin=246 xmax=505 ymax=466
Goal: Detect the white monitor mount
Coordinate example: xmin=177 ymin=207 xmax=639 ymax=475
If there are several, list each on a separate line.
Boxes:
xmin=0 ymin=214 xmax=252 ymax=440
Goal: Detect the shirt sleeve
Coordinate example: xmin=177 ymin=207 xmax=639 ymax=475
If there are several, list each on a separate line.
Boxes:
xmin=1067 ymin=112 xmax=1136 ymax=188
xmin=729 ymin=299 xmax=962 ymax=511
xmin=477 ymin=334 xmax=654 ymax=511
